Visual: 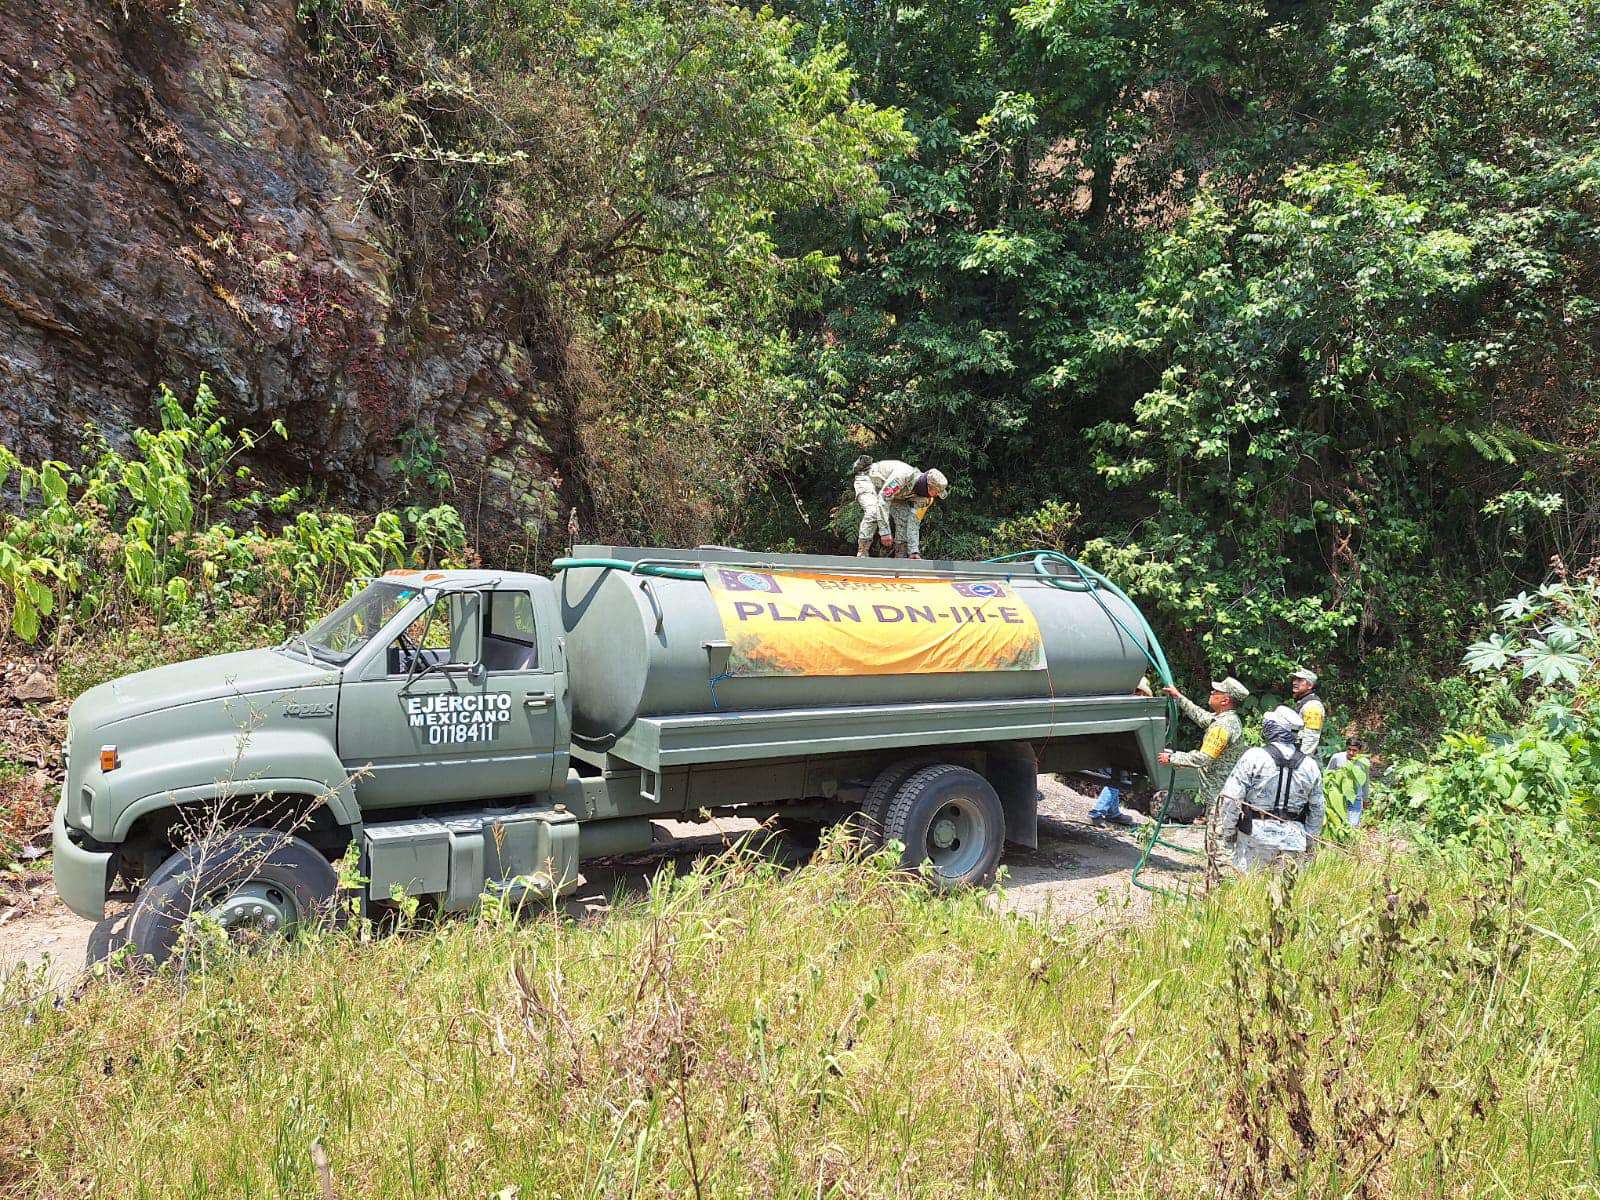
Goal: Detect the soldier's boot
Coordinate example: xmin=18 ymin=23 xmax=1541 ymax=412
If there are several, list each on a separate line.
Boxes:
xmin=857 ymin=539 xmax=871 ymax=557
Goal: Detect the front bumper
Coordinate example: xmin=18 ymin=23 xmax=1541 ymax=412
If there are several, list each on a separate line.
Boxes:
xmin=52 ymin=795 xmax=112 ymax=921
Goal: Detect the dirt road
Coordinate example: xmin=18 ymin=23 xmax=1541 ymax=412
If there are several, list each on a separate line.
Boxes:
xmin=0 ymin=778 xmax=1202 ymax=992
xmin=1000 ymin=776 xmax=1204 ymax=920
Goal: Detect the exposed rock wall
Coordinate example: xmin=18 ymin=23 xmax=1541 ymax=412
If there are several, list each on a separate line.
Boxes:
xmin=0 ymin=0 xmax=563 ymax=546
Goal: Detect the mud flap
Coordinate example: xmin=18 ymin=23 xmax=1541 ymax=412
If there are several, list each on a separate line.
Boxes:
xmin=984 ymin=745 xmax=1040 ymax=850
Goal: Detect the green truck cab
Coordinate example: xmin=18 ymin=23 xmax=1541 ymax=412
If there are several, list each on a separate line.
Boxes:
xmin=54 ymin=547 xmax=1172 ymax=960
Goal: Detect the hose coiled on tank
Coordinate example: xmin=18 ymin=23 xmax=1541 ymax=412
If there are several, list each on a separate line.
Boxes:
xmin=551 ymin=556 xmax=706 ymax=580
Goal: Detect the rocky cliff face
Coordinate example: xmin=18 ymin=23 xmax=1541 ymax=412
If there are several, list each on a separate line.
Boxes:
xmin=0 ymin=0 xmax=564 ymax=547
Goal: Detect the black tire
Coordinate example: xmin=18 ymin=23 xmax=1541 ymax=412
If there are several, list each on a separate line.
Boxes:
xmin=1118 ymin=784 xmax=1160 ymax=817
xmin=1160 ymin=789 xmax=1207 ymax=825
xmin=859 ymin=755 xmax=942 ymax=847
xmin=125 ymin=827 xmax=340 ymax=967
xmin=883 ymin=764 xmax=1005 ymax=889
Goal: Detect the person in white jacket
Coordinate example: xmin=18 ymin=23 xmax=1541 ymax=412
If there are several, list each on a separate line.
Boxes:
xmin=1218 ymin=705 xmax=1326 ymax=872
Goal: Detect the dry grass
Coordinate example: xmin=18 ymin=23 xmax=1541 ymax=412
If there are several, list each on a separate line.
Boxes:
xmin=1 ymin=835 xmax=1597 ymax=1198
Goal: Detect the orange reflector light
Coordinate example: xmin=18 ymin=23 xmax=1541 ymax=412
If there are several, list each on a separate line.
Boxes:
xmin=99 ymin=746 xmax=119 ymax=772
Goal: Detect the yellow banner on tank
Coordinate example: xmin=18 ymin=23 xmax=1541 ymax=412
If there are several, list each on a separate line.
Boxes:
xmin=702 ymin=566 xmax=1045 ymax=677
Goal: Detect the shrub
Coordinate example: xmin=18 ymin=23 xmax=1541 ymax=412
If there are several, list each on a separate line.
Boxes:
xmin=0 ymin=381 xmax=467 ymax=645
xmin=1392 ymin=576 xmax=1600 ymax=843
xmin=2 ymin=838 xmax=1594 ymax=1197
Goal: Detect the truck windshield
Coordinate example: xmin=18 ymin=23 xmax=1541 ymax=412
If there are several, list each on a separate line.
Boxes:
xmin=295 ymin=580 xmax=420 ymax=665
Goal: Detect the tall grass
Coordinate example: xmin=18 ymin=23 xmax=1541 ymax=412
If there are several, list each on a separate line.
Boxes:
xmin=3 ymin=836 xmax=1598 ymax=1198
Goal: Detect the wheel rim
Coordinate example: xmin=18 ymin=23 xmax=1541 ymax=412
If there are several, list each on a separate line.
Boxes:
xmin=196 ymin=880 xmax=300 ymax=942
xmin=923 ymin=795 xmax=989 ymax=880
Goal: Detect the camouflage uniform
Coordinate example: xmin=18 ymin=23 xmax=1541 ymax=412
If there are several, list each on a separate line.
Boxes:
xmin=854 ymin=468 xmax=887 ymax=548
xmin=891 ymin=496 xmax=936 ymax=558
xmin=1167 ymin=691 xmax=1246 ymax=882
xmin=1169 ymin=694 xmax=1247 ymax=801
xmin=859 ymin=460 xmax=936 ymax=558
xmin=1296 ymin=691 xmax=1326 ymax=757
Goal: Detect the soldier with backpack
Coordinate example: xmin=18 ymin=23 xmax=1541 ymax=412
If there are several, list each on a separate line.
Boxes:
xmin=1217 ymin=705 xmax=1325 ymax=872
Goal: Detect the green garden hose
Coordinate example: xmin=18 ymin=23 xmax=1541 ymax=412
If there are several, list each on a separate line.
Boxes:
xmin=551 ymin=556 xmax=707 ymax=581
xmin=985 ymin=551 xmax=1192 ymax=898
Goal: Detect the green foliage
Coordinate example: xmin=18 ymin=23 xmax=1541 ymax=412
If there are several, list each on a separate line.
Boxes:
xmin=751 ymin=0 xmax=1597 ymax=706
xmin=55 ymin=607 xmax=293 ymax=697
xmin=298 ymin=0 xmax=911 ymax=547
xmin=1320 ymin=758 xmax=1369 ymax=843
xmin=978 ymin=499 xmax=1083 ymax=557
xmin=0 ymin=385 xmax=466 ymax=645
xmin=1399 ymin=730 xmax=1594 ymax=844
xmin=1464 ymin=580 xmax=1598 ymax=733
xmin=5 ymin=840 xmax=1598 ymax=1196
xmin=395 ymin=427 xmax=454 ymax=494
xmin=1394 ymin=578 xmax=1600 ymax=843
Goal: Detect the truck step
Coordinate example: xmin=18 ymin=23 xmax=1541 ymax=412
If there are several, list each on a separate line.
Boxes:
xmin=363 ymin=807 xmax=579 ymax=913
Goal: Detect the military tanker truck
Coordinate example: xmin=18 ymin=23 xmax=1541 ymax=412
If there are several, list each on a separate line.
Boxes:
xmin=52 ymin=546 xmax=1173 ymax=959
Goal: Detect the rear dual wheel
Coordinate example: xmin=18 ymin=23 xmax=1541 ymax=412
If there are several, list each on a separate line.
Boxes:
xmin=881 ymin=764 xmax=1005 ymax=890
xmin=859 ymin=755 xmax=941 ymax=846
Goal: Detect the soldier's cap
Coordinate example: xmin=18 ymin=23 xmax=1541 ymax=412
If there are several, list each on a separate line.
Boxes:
xmin=850 ymin=454 xmax=872 ymax=475
xmin=1210 ymin=676 xmax=1250 ymax=701
xmin=1266 ymin=704 xmax=1304 ymax=730
xmin=926 ymin=468 xmax=949 ymax=494
xmin=1292 ymin=667 xmax=1319 ymax=687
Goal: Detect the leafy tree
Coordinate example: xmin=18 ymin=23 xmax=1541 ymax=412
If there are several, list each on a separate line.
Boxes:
xmin=754 ymin=0 xmax=1597 ymax=710
xmin=302 ymin=0 xmax=911 ymax=545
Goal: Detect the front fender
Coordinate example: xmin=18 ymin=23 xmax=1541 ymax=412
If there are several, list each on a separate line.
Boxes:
xmin=111 ymin=776 xmax=362 ymax=841
xmin=95 ymin=728 xmax=359 ymax=842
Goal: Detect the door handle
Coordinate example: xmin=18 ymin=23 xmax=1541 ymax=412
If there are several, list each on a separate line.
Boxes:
xmin=524 ymin=693 xmax=552 ymax=709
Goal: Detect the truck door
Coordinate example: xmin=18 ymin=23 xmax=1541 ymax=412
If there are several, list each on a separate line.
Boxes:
xmin=338 ymin=587 xmax=563 ymax=809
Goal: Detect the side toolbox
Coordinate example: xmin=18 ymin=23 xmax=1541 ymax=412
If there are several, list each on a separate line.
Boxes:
xmin=364 ymin=807 xmax=580 ymax=913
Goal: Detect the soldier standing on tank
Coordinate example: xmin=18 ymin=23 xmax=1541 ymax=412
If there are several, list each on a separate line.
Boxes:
xmin=1289 ymin=667 xmax=1326 ymax=757
xmin=854 ymin=458 xmax=949 ymax=559
xmin=852 ymin=456 xmax=891 ymax=556
xmin=1157 ymin=676 xmax=1249 ymax=882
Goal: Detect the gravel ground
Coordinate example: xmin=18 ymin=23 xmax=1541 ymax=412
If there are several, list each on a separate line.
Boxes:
xmin=996 ymin=775 xmax=1204 ymax=923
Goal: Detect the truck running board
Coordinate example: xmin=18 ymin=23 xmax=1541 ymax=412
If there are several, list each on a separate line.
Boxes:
xmin=363 ymin=807 xmax=579 ymax=913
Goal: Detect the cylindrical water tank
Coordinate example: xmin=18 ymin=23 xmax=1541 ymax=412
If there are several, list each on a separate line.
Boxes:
xmin=557 ymin=551 xmax=1157 ymax=745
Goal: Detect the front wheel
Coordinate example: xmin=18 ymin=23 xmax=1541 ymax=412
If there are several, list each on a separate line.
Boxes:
xmin=883 ymin=765 xmax=1005 ymax=889
xmin=125 ymin=828 xmax=340 ymax=966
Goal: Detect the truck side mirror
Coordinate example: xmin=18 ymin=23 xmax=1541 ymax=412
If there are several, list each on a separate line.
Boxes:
xmin=450 ymin=591 xmax=483 ymax=667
